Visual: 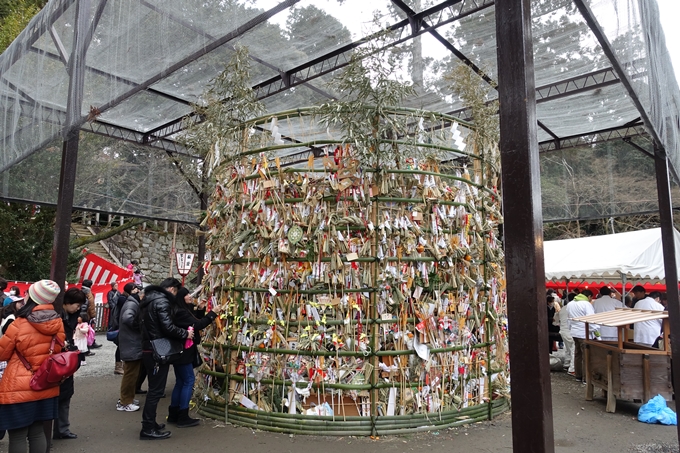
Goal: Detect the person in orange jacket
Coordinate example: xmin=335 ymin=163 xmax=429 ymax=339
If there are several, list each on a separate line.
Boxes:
xmin=0 ymin=280 xmax=64 ymax=453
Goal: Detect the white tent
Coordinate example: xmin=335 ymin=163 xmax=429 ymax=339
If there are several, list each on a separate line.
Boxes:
xmin=544 ymin=228 xmax=680 ymax=282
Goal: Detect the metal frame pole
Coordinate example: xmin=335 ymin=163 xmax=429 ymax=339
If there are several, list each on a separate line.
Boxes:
xmin=495 ymin=0 xmax=555 ymax=451
xmin=653 ymin=149 xmax=680 ymax=442
xmin=50 ymin=0 xmax=92 ymax=309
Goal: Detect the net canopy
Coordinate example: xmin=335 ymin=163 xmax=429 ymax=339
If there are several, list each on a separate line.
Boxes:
xmin=0 ymin=0 xmax=678 ymax=223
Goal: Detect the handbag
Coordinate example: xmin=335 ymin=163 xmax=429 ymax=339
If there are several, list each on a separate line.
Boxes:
xmin=192 ymin=349 xmax=204 ymax=368
xmin=16 ymin=336 xmax=80 ymax=391
xmin=106 ymin=330 xmax=119 ymax=342
xmin=150 ymin=337 xmax=184 ymax=364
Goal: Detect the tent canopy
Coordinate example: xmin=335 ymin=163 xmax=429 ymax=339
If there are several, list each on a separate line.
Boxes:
xmin=544 ymin=227 xmax=680 ymax=282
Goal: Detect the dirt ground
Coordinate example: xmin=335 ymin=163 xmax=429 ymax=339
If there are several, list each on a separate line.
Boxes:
xmin=1 ymin=337 xmax=678 ymax=453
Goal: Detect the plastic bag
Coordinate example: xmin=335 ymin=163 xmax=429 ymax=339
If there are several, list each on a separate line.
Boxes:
xmin=549 ymin=356 xmax=563 ymax=371
xmin=638 ymin=395 xmax=677 ymax=425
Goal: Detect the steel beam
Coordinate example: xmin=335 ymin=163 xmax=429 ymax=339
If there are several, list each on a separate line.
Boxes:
xmin=496 ymin=1 xmax=555 ymax=452
xmin=251 ymin=0 xmax=494 ymax=100
xmin=81 ymin=120 xmax=198 ymax=158
xmin=654 ymin=150 xmax=680 ymax=444
xmin=282 ymin=118 xmax=645 ymax=167
xmin=390 ymin=0 xmax=495 ymax=86
xmin=143 ymin=0 xmax=492 ymax=164
xmin=52 ymin=0 xmax=92 ymax=307
xmin=135 ymin=0 xmax=334 ymax=141
xmin=574 ymin=0 xmax=663 ymax=148
xmin=538 ymin=123 xmax=646 ymax=153
xmin=82 ymin=0 xmax=108 ymax=46
xmin=28 ymin=46 xmax=192 ymax=107
xmin=544 ymin=208 xmax=680 ymax=224
xmin=0 ymin=195 xmax=198 ymax=225
xmin=0 ymin=94 xmax=200 ymax=164
xmin=3 ymin=0 xmax=493 ymax=170
xmin=623 ymin=137 xmax=655 ymax=159
xmin=94 ymin=0 xmax=301 ymax=116
xmin=49 ymin=25 xmax=69 ymax=65
xmin=448 ymin=67 xmax=621 ymax=121
xmin=537 ymin=120 xmax=559 ymax=141
xmin=536 ymin=67 xmax=619 ymax=102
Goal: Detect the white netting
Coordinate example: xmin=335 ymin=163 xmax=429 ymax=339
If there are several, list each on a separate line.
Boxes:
xmin=0 ymin=0 xmax=678 ymax=222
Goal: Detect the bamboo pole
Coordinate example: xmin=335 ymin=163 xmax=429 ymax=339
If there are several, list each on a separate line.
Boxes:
xmin=369 ymin=168 xmax=380 ymax=434
xmin=198 ymin=396 xmax=509 ymax=435
xmin=201 ymin=341 xmax=493 ymax=357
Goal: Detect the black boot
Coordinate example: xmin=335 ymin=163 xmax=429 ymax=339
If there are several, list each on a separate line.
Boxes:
xmin=139 ymin=428 xmax=171 ymax=440
xmin=167 ymin=405 xmax=179 ymax=424
xmin=176 ymin=408 xmax=200 ymax=428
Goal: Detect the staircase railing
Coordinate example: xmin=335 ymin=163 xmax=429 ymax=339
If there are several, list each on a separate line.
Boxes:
xmin=76 ymin=212 xmax=129 ymax=266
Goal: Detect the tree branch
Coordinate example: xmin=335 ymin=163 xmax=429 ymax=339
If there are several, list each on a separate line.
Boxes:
xmin=69 ymin=217 xmax=145 ymax=249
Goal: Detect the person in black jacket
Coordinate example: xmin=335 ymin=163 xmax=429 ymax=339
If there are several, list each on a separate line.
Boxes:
xmin=167 ymin=287 xmax=221 ymax=428
xmin=138 ymin=278 xmax=192 ymax=440
xmin=111 ymin=286 xmax=132 ymax=375
xmin=117 ymin=283 xmax=143 ymax=412
xmin=53 ymin=288 xmax=85 ymax=441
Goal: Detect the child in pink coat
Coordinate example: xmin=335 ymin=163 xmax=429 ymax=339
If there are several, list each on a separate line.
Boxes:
xmin=74 ymin=315 xmax=90 ymax=364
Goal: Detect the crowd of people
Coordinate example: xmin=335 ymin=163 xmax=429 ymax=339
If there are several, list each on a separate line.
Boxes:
xmin=0 ymin=275 xmax=222 ymax=450
xmin=547 ymin=285 xmax=668 ymax=381
xmin=0 ymin=270 xmax=670 ymax=449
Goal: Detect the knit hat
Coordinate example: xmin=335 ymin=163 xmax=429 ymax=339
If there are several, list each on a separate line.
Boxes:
xmin=123 ymin=282 xmax=136 ymax=294
xmin=28 ymin=280 xmax=61 ymax=305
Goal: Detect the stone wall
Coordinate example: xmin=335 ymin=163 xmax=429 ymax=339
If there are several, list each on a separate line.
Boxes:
xmin=109 ymin=224 xmax=199 ymax=285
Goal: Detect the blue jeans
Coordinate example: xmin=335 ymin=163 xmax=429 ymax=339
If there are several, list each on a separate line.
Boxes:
xmin=171 ymin=363 xmax=195 ymax=410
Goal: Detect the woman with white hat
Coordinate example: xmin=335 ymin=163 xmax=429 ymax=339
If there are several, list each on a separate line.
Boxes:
xmin=0 ymin=279 xmax=64 ymax=453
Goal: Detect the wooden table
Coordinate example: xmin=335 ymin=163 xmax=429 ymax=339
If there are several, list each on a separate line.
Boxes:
xmin=572 ymin=307 xmax=672 ymax=413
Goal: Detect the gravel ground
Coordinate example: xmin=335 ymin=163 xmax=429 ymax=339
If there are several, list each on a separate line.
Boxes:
xmin=0 ymin=336 xmax=677 ymax=452
xmin=77 ymin=333 xmax=118 ymax=377
xmin=632 ymin=444 xmax=680 ymax=453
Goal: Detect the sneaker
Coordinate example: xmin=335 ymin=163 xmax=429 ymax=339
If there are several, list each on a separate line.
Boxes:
xmin=90 ymin=342 xmax=103 ymax=349
xmin=80 ymin=361 xmax=87 ymax=365
xmin=117 ymin=403 xmax=140 ymax=412
xmin=118 ymin=399 xmax=139 ymax=406
xmin=139 ymin=428 xmax=171 ymax=440
xmin=84 ymin=351 xmax=96 ymax=357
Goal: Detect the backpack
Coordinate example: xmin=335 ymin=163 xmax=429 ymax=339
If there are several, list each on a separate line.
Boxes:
xmin=106 ymin=300 xmax=121 ymax=343
xmin=79 ymin=299 xmax=89 ymax=320
xmin=87 ymin=325 xmax=96 ymax=346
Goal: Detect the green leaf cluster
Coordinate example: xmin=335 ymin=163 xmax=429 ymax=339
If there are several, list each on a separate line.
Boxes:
xmin=180 ymin=44 xmax=265 ymax=175
xmin=0 ymin=203 xmax=78 ymax=282
xmin=316 ymin=32 xmax=425 ymax=168
xmin=0 ymin=0 xmax=45 ymax=53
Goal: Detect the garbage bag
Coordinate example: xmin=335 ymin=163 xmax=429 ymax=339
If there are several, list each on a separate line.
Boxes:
xmin=549 ymin=356 xmax=563 ymax=371
xmin=638 ymin=395 xmax=677 ymax=425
